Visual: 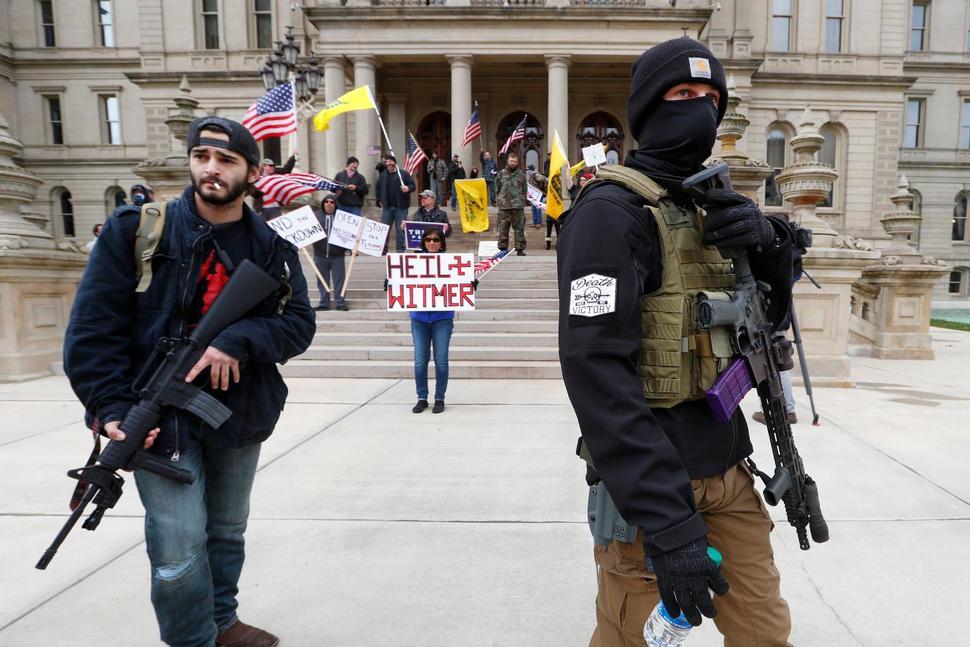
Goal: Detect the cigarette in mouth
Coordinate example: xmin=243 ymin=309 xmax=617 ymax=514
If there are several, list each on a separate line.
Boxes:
xmin=213 ymin=181 xmax=222 ymax=190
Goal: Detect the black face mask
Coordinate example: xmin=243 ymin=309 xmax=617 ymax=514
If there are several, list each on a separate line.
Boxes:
xmin=626 ymin=97 xmax=719 ymax=195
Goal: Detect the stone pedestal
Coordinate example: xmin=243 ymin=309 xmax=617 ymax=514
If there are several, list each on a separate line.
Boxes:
xmin=711 ymin=77 xmax=773 ymax=199
xmin=0 ymin=113 xmax=87 ymax=382
xmin=134 ymin=76 xmax=197 ymax=201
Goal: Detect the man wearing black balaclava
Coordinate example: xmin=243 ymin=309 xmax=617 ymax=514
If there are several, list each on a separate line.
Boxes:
xmin=557 ymin=38 xmax=796 ymax=646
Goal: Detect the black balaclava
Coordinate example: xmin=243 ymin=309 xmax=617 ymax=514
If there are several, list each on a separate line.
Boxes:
xmin=624 ymin=38 xmax=728 ymax=196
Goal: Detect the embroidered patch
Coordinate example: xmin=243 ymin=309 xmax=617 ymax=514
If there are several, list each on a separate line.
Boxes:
xmin=688 ymin=57 xmax=712 ymax=79
xmin=570 ymin=273 xmax=616 ymax=317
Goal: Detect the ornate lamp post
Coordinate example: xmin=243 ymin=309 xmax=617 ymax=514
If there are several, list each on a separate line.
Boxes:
xmin=259 ymin=26 xmax=321 ymax=111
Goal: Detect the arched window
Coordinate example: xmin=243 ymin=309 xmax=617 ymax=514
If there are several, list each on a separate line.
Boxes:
xmin=818 ymin=124 xmax=842 ymax=208
xmin=576 ymin=112 xmax=624 ymax=167
xmin=51 ymin=187 xmax=75 ymax=238
xmin=105 ymin=185 xmax=126 ymax=214
xmin=495 ymin=112 xmax=543 ymax=171
xmin=764 ymin=124 xmax=792 ymax=207
xmin=954 ymin=192 xmax=968 ymax=242
xmin=949 ymin=267 xmax=970 ymax=296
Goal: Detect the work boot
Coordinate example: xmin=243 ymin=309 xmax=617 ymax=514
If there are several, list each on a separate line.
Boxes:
xmin=337 ymin=303 xmax=349 ymax=311
xmin=412 ymin=399 xmax=429 ymax=413
xmin=545 ymin=238 xmax=551 ymax=250
xmin=516 ymin=250 xmax=526 ymax=256
xmin=216 ymin=621 xmax=279 ymax=647
xmin=432 ymin=400 xmax=445 ymax=414
xmin=752 ymin=410 xmax=797 ymax=425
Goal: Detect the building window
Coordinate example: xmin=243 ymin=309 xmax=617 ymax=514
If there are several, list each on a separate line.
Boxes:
xmin=106 ymin=186 xmax=126 ymax=213
xmin=950 ymin=269 xmax=969 ymax=295
xmin=202 ymin=0 xmax=219 ymax=49
xmin=44 ymin=95 xmax=64 ymax=145
xmin=910 ymin=1 xmax=929 ymax=51
xmin=819 ymin=125 xmax=839 ymax=208
xmin=765 ymin=126 xmax=789 ymax=207
xmin=961 ymin=100 xmax=970 ymax=149
xmin=95 ymin=0 xmax=114 ymax=47
xmin=39 ymin=0 xmax=56 ymax=47
xmin=771 ymin=0 xmax=793 ymax=52
xmin=954 ymin=192 xmax=968 ymax=242
xmin=254 ymin=0 xmax=272 ymax=49
xmin=904 ymin=98 xmax=924 ymax=148
xmin=54 ymin=189 xmax=75 ymax=238
xmin=100 ymin=95 xmax=122 ymax=145
xmin=825 ymin=0 xmax=845 ymax=53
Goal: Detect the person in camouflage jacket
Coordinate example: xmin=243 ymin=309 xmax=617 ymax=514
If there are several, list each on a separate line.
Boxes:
xmin=495 ymin=152 xmax=528 ymax=255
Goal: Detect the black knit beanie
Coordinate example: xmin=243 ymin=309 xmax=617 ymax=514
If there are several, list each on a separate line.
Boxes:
xmin=627 ymin=38 xmax=728 ymax=137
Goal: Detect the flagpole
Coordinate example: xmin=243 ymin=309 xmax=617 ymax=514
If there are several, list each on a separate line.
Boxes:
xmin=366 ymin=85 xmax=406 ymax=189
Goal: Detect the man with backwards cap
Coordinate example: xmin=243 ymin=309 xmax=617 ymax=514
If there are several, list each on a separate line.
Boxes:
xmin=558 ymin=38 xmax=798 ymax=646
xmin=64 ymin=116 xmax=316 ymax=647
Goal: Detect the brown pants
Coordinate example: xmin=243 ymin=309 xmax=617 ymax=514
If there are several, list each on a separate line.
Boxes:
xmin=590 ymin=464 xmax=793 ymax=647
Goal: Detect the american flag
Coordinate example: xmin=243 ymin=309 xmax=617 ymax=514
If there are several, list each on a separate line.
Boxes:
xmin=404 ymin=131 xmax=427 ymax=177
xmin=242 ymin=83 xmax=297 ymax=141
xmin=461 ymin=108 xmax=481 ymax=147
xmin=499 ymin=115 xmax=528 ymax=155
xmin=254 ymin=173 xmax=344 ymax=208
xmin=474 ymin=248 xmax=512 ymax=278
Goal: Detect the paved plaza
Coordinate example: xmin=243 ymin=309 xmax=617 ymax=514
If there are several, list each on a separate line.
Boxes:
xmin=1 ymin=329 xmax=968 ymax=646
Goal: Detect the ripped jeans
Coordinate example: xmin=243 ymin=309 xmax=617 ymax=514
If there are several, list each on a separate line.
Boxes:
xmin=134 ymin=419 xmax=261 ymax=647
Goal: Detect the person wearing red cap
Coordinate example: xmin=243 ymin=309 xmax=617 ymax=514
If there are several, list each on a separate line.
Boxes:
xmin=558 ymin=38 xmax=798 ymax=646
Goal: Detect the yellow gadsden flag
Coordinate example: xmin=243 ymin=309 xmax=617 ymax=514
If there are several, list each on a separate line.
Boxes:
xmin=546 ymin=130 xmax=569 ymax=220
xmin=313 ymin=86 xmax=376 ymax=131
xmin=454 ymin=178 xmax=490 ymax=233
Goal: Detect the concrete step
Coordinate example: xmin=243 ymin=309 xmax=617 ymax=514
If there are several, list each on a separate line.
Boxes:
xmin=300 ymin=346 xmax=560 ymax=362
xmin=311 ymin=332 xmax=557 ymax=347
xmin=317 ymin=287 xmax=559 ymax=300
xmin=314 ymin=309 xmax=556 ymax=321
xmin=315 ymin=319 xmax=558 ymax=333
xmin=310 ymin=297 xmax=558 ymax=311
xmin=280 ymin=359 xmax=563 ymax=379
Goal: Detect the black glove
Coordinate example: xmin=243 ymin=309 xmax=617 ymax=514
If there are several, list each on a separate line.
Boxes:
xmin=648 ymin=537 xmax=729 ymax=627
xmin=702 ymin=189 xmax=776 ymax=252
xmin=773 ymin=334 xmax=795 ymax=372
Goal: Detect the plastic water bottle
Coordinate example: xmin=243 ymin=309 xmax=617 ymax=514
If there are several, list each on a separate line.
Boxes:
xmin=643 ymin=546 xmax=723 ymax=647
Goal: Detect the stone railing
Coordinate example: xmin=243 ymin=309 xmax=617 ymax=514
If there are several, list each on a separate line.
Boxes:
xmin=569 ymin=0 xmax=646 ymax=5
xmin=849 ymin=280 xmax=879 ymax=350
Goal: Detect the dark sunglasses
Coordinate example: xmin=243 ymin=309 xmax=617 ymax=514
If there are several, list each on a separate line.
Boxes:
xmin=424 ymin=237 xmax=443 ymax=243
xmin=323 ymin=199 xmax=336 ymax=204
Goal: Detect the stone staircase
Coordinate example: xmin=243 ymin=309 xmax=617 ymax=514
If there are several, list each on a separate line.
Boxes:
xmin=281 ymin=212 xmax=564 ymax=379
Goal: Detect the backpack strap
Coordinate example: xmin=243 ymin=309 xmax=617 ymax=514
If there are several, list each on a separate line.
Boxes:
xmin=576 ymin=164 xmax=667 ymax=207
xmin=134 ymin=201 xmax=168 ymax=293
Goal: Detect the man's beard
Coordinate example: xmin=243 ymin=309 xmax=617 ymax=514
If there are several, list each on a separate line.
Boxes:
xmin=192 ymin=172 xmax=249 ymax=206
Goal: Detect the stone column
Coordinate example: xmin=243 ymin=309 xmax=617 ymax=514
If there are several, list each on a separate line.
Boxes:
xmin=712 ymin=76 xmax=772 ymax=200
xmin=385 ymin=93 xmax=407 ymax=162
xmin=352 ymin=56 xmax=379 ymax=189
xmin=858 ymin=177 xmax=948 ymax=359
xmin=545 ymin=55 xmax=570 ymax=155
xmin=777 ymin=110 xmax=879 ymax=386
xmin=448 ymin=55 xmax=474 ymax=171
xmin=323 ymin=56 xmax=348 ymax=178
xmin=134 ymin=76 xmax=197 ymax=201
xmin=0 ymin=113 xmax=88 ymax=381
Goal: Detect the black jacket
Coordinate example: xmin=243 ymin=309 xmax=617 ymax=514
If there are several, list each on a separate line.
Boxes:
xmin=557 ymin=180 xmax=795 ymax=555
xmin=375 ymin=167 xmax=416 ymax=209
xmin=410 ymin=206 xmax=452 ymax=237
xmin=64 ymin=186 xmax=316 ymax=455
xmin=334 ymin=169 xmax=369 ymax=208
xmin=312 ymin=207 xmax=348 ymax=256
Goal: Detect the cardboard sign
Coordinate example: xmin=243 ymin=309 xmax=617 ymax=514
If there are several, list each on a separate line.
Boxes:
xmin=527 ymin=184 xmax=546 ymax=211
xmin=582 ymin=143 xmax=607 ymax=168
xmin=385 ymin=253 xmax=476 ymax=311
xmin=266 ymin=205 xmax=325 ymax=248
xmin=478 ymin=240 xmax=499 ymax=257
xmin=405 ymin=221 xmax=447 ymax=250
xmin=329 ymin=210 xmax=389 ymax=256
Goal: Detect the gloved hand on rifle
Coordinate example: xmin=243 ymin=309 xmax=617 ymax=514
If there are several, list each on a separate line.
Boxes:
xmin=701 ymin=189 xmax=776 ymax=253
xmin=647 ymin=536 xmax=729 ymax=626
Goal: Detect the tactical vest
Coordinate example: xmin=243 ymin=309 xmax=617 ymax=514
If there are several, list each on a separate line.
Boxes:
xmin=582 ymin=165 xmax=737 ymax=408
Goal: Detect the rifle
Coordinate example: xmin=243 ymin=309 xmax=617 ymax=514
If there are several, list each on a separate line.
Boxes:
xmin=37 ymin=259 xmax=281 ymax=569
xmin=682 ymin=163 xmax=829 ymax=551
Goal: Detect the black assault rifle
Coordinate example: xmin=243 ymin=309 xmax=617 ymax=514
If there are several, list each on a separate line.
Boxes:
xmin=37 ymin=259 xmax=281 ymax=569
xmin=683 ymin=163 xmax=829 ymax=551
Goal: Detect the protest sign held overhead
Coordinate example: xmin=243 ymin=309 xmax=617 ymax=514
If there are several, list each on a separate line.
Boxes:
xmin=386 ymin=253 xmax=476 ymax=312
xmin=582 ymin=142 xmax=607 ymax=168
xmin=405 ymin=222 xmax=447 ymax=250
xmin=265 ymin=206 xmax=326 ymax=248
xmin=527 ymin=184 xmax=545 ymax=211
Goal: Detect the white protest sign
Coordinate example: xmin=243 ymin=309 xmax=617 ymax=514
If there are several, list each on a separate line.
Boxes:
xmin=386 ymin=253 xmax=476 ymax=312
xmin=329 ymin=209 xmax=363 ymax=251
xmin=582 ymin=143 xmax=607 ymax=168
xmin=527 ymin=184 xmax=546 ymax=211
xmin=357 ymin=218 xmax=391 ymax=257
xmin=265 ymin=205 xmax=325 ymax=248
xmin=478 ymin=240 xmax=499 ymax=257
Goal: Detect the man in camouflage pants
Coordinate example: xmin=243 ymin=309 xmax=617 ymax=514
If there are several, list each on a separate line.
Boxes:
xmin=495 ymin=152 xmax=528 ymax=256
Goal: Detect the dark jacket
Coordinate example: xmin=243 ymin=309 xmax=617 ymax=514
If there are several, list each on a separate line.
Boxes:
xmin=334 ymin=169 xmax=369 ymax=208
xmin=410 ymin=206 xmax=452 ymax=237
xmin=375 ymin=167 xmax=416 ymax=209
xmin=557 ymin=179 xmax=795 ymax=555
xmin=312 ymin=207 xmax=348 ymax=257
xmin=64 ymin=186 xmax=316 ymax=456
xmin=480 ymin=153 xmax=497 ymax=183
xmin=447 ymin=160 xmax=465 ymax=190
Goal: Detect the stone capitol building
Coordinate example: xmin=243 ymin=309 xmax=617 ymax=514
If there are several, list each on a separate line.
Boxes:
xmin=0 ymin=0 xmax=967 ymax=380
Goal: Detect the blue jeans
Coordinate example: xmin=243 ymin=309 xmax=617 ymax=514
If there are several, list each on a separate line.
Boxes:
xmin=381 ymin=206 xmax=408 ymax=252
xmin=411 ymin=318 xmax=453 ymax=401
xmin=531 ymin=205 xmax=542 ymax=226
xmin=313 ymin=253 xmax=346 ymax=307
xmin=339 ymin=205 xmax=361 ymax=216
xmin=134 ymin=419 xmax=261 ymax=647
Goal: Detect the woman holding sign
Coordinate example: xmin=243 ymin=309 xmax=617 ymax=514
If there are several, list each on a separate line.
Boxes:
xmin=409 ymin=229 xmax=455 ymax=414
